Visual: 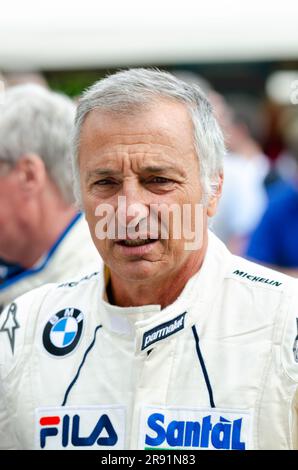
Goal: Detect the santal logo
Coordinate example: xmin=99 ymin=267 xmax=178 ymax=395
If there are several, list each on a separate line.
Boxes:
xmin=36 ymin=406 xmax=125 ymax=449
xmin=140 ymin=407 xmax=252 ymax=450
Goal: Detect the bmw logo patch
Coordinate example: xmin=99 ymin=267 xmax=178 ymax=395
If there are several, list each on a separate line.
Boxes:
xmin=43 ymin=308 xmax=84 ymax=356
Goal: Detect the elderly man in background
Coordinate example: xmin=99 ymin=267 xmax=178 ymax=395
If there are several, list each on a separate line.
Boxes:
xmin=0 ymin=69 xmax=297 ymax=450
xmin=0 ymin=84 xmax=100 ymax=312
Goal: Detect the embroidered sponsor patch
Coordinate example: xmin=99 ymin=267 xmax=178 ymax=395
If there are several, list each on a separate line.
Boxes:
xmin=141 ymin=312 xmax=186 ymax=351
xmin=35 ymin=405 xmax=126 ymax=450
xmin=139 ymin=405 xmax=253 ymax=450
xmin=0 ymin=302 xmax=19 ymax=354
xmin=293 ymin=318 xmax=298 ymax=363
xmin=42 ymin=308 xmax=83 ymax=357
xmin=58 ymin=272 xmax=99 ymax=288
xmin=232 ymin=269 xmax=282 ymax=287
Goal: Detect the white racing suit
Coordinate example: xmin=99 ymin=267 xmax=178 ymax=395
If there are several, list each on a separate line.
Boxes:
xmin=0 ymin=232 xmax=297 ymax=450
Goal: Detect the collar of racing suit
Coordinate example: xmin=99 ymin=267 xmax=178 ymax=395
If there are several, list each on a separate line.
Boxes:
xmin=98 ymin=231 xmax=230 ymax=355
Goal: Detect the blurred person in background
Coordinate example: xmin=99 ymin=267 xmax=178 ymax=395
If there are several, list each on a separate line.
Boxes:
xmin=211 ymin=94 xmax=270 ymax=254
xmin=172 ymin=72 xmax=271 ymax=255
xmin=0 ymin=259 xmax=23 ymax=285
xmin=246 ymin=107 xmax=298 ymax=276
xmin=0 ymin=84 xmax=101 ymax=312
xmin=3 ymin=71 xmax=49 ymax=89
xmin=274 ymin=106 xmax=298 ymax=185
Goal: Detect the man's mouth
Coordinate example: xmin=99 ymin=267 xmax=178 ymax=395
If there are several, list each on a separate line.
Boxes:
xmin=116 ymin=238 xmax=158 ymax=247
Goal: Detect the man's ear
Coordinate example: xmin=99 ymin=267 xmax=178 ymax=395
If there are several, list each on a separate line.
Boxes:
xmin=15 ymin=154 xmax=46 ymax=195
xmin=206 ymin=172 xmax=224 ymax=218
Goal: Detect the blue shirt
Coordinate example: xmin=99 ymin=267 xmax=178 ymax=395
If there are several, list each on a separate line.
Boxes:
xmin=0 ymin=260 xmax=24 ymax=284
xmin=0 ymin=213 xmax=82 ymax=290
xmin=246 ymin=182 xmax=298 ymax=268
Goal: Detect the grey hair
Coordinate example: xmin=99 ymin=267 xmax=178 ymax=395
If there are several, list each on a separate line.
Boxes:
xmin=0 ymin=84 xmax=76 ymax=204
xmin=73 ymin=68 xmax=226 ymax=204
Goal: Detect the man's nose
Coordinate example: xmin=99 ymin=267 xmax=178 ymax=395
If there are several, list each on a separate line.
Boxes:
xmin=117 ymin=180 xmax=149 ymax=226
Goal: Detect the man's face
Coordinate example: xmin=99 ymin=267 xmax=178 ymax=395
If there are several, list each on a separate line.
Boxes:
xmin=79 ymin=99 xmax=215 ymax=282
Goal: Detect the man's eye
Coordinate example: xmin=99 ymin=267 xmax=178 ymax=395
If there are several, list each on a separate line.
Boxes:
xmin=149 ymin=177 xmax=173 ymax=184
xmin=94 ymin=179 xmax=116 ymax=186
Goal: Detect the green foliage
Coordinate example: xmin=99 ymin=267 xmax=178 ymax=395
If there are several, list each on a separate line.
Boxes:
xmin=45 ymin=70 xmax=112 ymax=98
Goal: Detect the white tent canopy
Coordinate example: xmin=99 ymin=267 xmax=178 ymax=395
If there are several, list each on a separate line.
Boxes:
xmin=0 ymin=0 xmax=298 ymax=70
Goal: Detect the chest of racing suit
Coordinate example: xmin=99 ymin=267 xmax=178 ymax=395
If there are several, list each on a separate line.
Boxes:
xmin=0 ymin=233 xmax=297 ymax=450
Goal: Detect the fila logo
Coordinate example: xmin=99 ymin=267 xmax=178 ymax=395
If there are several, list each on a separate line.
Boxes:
xmin=36 ymin=406 xmax=125 ymax=449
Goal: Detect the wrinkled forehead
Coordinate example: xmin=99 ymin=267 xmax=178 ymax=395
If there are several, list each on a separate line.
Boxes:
xmin=78 ymin=99 xmax=196 ymax=157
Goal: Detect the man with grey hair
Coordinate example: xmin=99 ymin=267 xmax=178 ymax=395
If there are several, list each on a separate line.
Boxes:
xmin=0 ymin=84 xmax=100 ymax=312
xmin=0 ymin=69 xmax=297 ymax=450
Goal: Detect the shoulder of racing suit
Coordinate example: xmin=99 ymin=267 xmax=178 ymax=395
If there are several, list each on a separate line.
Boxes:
xmin=226 ymin=254 xmax=291 ymax=291
xmin=226 ymin=254 xmax=298 ymax=383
